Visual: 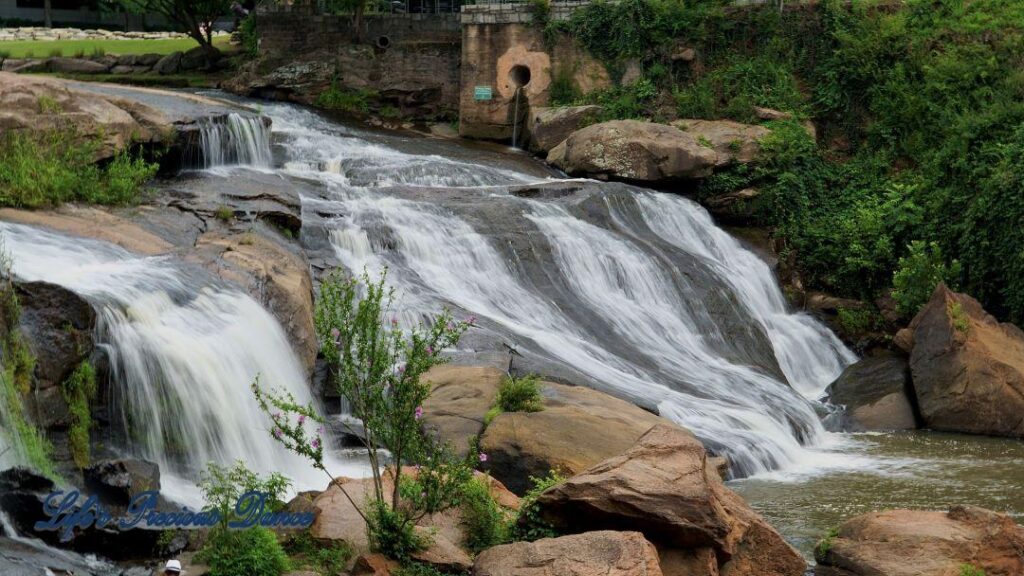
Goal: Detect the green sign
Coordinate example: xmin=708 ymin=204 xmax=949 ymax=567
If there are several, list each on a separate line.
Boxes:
xmin=474 ymin=86 xmax=493 ymax=101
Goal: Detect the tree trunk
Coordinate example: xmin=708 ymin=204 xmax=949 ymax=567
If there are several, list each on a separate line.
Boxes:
xmin=353 ymin=4 xmax=364 ymax=43
xmin=43 ymin=0 xmax=52 ymax=28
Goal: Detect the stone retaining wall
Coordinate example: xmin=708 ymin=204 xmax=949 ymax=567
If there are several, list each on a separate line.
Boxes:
xmin=0 ymin=27 xmax=228 ymax=42
xmin=257 ymin=12 xmax=460 ymax=55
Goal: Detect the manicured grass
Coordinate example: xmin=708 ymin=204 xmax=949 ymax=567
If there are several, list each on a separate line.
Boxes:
xmin=0 ymin=35 xmax=230 ymax=58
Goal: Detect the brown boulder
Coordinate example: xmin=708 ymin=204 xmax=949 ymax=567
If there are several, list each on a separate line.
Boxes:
xmin=421 ymin=364 xmax=506 ymax=457
xmin=550 ymin=120 xmax=718 ymax=181
xmin=527 ymin=105 xmax=602 ymax=154
xmin=825 ymin=352 xmax=918 ymax=431
xmin=0 ymin=71 xmax=170 ymax=161
xmin=671 ymin=119 xmax=770 ymax=166
xmin=906 ymin=284 xmax=1024 ymax=437
xmin=816 ymin=505 xmax=1024 ymax=576
xmin=480 ymin=382 xmax=677 ymax=494
xmin=352 ymin=553 xmax=399 ymax=576
xmin=536 ymin=425 xmax=804 ymax=576
xmin=192 ymin=230 xmax=317 ymax=376
xmin=472 ymin=531 xmax=663 ymax=576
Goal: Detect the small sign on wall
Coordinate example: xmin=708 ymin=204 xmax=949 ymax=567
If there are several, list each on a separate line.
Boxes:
xmin=474 ymin=86 xmax=493 ymax=101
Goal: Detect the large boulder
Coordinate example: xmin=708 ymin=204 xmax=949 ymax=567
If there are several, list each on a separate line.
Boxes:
xmin=0 ymin=72 xmax=171 ymax=161
xmin=480 ymin=382 xmax=677 ymax=495
xmin=527 ymin=105 xmax=602 ymax=154
xmin=83 ymin=458 xmax=161 ymax=509
xmin=671 ymin=119 xmax=770 ymax=166
xmin=815 ymin=505 xmax=1024 ymax=576
xmin=536 ymin=425 xmax=804 ymax=576
xmin=191 ymin=230 xmax=317 ymax=375
xmin=549 ymin=120 xmax=718 ymax=181
xmin=903 ymin=284 xmax=1024 ymax=437
xmin=153 ymin=51 xmax=183 ymax=75
xmin=311 ymin=469 xmax=516 ymax=568
xmin=15 ymin=281 xmax=95 ymax=393
xmin=421 ymin=364 xmax=505 ymax=458
xmin=825 ymin=352 xmax=918 ymax=431
xmin=47 ymin=57 xmax=111 ymax=74
xmin=473 ymin=531 xmax=663 ymax=576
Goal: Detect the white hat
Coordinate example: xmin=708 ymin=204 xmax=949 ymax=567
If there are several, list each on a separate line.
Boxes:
xmin=164 ymin=560 xmax=182 ymax=574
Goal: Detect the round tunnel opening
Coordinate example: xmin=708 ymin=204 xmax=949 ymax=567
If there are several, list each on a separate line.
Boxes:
xmin=509 ymin=65 xmax=532 ymax=88
xmin=375 ymin=35 xmax=391 ymax=49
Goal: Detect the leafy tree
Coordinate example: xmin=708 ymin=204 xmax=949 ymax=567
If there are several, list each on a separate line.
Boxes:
xmin=115 ymin=0 xmax=229 ymax=59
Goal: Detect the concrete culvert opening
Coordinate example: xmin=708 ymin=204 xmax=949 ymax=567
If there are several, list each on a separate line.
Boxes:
xmin=375 ymin=35 xmax=391 ymax=49
xmin=509 ymin=65 xmax=532 ymax=88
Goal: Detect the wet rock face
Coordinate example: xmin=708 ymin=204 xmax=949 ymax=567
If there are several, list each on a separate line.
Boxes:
xmin=472 ymin=531 xmax=664 ymax=576
xmin=904 ymin=284 xmax=1024 ymax=437
xmin=527 ymin=105 xmax=602 ymax=154
xmin=15 ymin=281 xmax=95 ymax=394
xmin=83 ymin=458 xmax=161 ymax=509
xmin=825 ymin=352 xmax=918 ymax=432
xmin=815 ymin=505 xmax=1024 ymax=576
xmin=536 ymin=425 xmax=805 ymax=576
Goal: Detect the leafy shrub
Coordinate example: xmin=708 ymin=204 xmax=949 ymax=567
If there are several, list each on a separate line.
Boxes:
xmin=512 ymin=471 xmax=564 ymax=542
xmin=215 ymin=206 xmax=234 ymax=222
xmin=496 ymin=374 xmax=543 ymax=414
xmin=285 ymin=530 xmax=353 ymax=576
xmin=948 ymin=301 xmax=970 ymax=334
xmin=198 ymin=461 xmax=291 ymax=534
xmin=835 ymin=307 xmax=879 ymax=336
xmin=548 ymin=68 xmax=580 ymax=107
xmin=239 ymin=14 xmax=259 ymax=57
xmin=367 ymin=500 xmax=427 ymax=561
xmin=315 ymin=82 xmax=377 ymax=115
xmin=200 ymin=526 xmax=290 ymax=576
xmin=959 ymin=564 xmax=986 ymax=576
xmin=814 ymin=527 xmax=839 ymax=561
xmin=675 ymin=55 xmax=805 ymax=121
xmin=891 ymin=241 xmax=961 ymax=316
xmin=460 ymin=476 xmax=510 ymax=552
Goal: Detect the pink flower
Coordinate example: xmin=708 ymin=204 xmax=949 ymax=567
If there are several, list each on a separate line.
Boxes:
xmin=330 ymin=327 xmax=340 ymax=338
xmin=426 ymin=346 xmax=434 ymax=355
xmin=298 ymin=414 xmax=306 ymax=425
xmin=311 ymin=438 xmax=321 ymax=450
xmin=398 ymin=364 xmax=406 ymax=374
xmin=273 ymin=428 xmax=282 ymax=439
xmin=468 ymin=315 xmax=477 ymax=325
xmin=446 ymin=321 xmax=454 ymax=330
xmin=391 ymin=317 xmax=399 ymax=326
xmin=318 ymin=426 xmax=326 ymax=435
xmin=414 ymin=406 xmax=424 ymax=420
xmin=478 ymin=452 xmax=488 ymax=463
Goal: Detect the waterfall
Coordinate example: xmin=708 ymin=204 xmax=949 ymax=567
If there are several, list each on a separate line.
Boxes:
xmin=195 ymin=113 xmax=273 ymax=169
xmin=256 ymin=99 xmax=855 ymax=478
xmin=0 ymin=222 xmax=359 ymax=504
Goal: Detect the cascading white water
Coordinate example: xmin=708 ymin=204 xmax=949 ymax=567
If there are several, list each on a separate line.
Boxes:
xmin=251 ymin=99 xmax=856 ymax=477
xmin=0 ymin=222 xmax=359 ymax=504
xmin=196 ymin=112 xmax=273 ymax=169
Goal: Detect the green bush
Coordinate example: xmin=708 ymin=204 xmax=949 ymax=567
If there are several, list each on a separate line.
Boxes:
xmin=315 ymin=82 xmax=377 ymax=115
xmin=813 ymin=527 xmax=839 ymax=562
xmin=495 ymin=374 xmax=544 ymax=414
xmin=891 ymin=241 xmax=961 ymax=316
xmin=0 ymin=129 xmax=156 ymax=209
xmin=367 ymin=500 xmax=427 ymax=561
xmin=460 ymin=476 xmax=510 ymax=552
xmin=512 ymin=471 xmax=564 ymax=542
xmin=239 ymin=15 xmax=259 ymax=58
xmin=959 ymin=564 xmax=986 ymax=576
xmin=285 ymin=530 xmax=353 ymax=576
xmin=201 ymin=527 xmax=290 ymax=576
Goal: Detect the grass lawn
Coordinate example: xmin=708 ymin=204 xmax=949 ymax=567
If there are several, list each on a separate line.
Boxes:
xmin=0 ymin=35 xmax=231 ymax=59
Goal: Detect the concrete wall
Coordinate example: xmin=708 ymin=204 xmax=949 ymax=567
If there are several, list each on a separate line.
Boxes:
xmin=459 ymin=3 xmax=609 ymax=141
xmin=257 ymin=11 xmax=460 ymax=56
xmin=0 ymin=0 xmax=163 ymax=28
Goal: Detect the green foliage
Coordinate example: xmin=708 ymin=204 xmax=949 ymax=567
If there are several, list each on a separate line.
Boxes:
xmin=0 ymin=246 xmax=54 ymax=478
xmin=393 ymin=563 xmax=449 ymax=576
xmin=675 ymin=54 xmax=805 ymax=121
xmin=239 ymin=14 xmax=258 ymax=58
xmin=835 ymin=307 xmax=879 ymax=337
xmin=198 ymin=460 xmax=291 ymax=534
xmin=200 ymin=526 xmax=290 ymax=576
xmin=814 ymin=527 xmax=839 ymax=561
xmin=548 ymin=68 xmax=581 ymax=107
xmin=959 ymin=564 xmax=986 ymax=576
xmin=115 ymin=0 xmax=230 ymax=52
xmin=285 ymin=530 xmax=354 ymax=576
xmin=215 ymin=206 xmax=234 ymax=222
xmin=0 ymin=128 xmax=156 ymax=209
xmin=948 ymin=301 xmax=970 ymax=334
xmin=891 ymin=241 xmax=961 ymax=316
xmin=61 ymin=361 xmax=97 ymax=469
xmin=584 ymin=78 xmax=659 ymax=121
xmin=460 ymin=476 xmax=510 ymax=552
xmin=253 ymin=270 xmax=472 ymax=562
xmin=496 ymin=374 xmax=543 ymax=414
xmin=315 ymin=81 xmax=377 ymax=115
xmin=367 ymin=499 xmax=427 ymax=561
xmin=512 ymin=471 xmax=564 ymax=542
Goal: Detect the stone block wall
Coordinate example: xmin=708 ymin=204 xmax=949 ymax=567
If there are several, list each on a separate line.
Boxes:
xmin=257 ymin=12 xmax=460 ymax=56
